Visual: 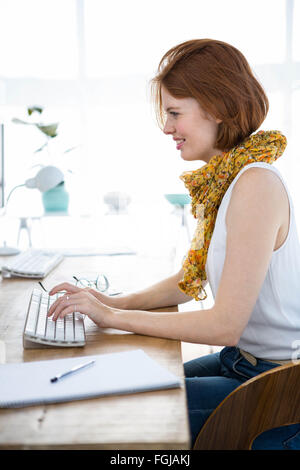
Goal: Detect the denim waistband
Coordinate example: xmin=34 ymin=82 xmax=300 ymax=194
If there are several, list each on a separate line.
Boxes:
xmin=239 ymin=348 xmax=293 ymax=366
xmin=219 ymin=346 xmax=281 ymax=381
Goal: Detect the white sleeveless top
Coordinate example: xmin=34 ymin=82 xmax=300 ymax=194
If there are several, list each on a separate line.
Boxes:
xmin=205 ymin=162 xmax=300 ymax=360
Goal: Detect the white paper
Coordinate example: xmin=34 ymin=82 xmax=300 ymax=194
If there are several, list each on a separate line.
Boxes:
xmin=0 ymin=349 xmax=181 ymax=408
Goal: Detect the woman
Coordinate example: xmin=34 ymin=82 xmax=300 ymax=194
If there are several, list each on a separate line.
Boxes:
xmin=47 ymin=39 xmax=300 ymax=449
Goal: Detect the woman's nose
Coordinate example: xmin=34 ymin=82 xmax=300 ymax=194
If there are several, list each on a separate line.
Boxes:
xmin=163 ymin=119 xmax=175 ymax=135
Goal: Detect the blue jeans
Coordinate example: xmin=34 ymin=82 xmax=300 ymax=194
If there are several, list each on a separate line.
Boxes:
xmin=184 ymin=346 xmax=300 ymax=449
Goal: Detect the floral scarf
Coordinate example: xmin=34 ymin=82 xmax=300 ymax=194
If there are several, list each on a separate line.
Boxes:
xmin=178 ymin=130 xmax=287 ymax=301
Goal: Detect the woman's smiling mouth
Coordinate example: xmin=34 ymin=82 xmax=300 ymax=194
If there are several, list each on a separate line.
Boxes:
xmin=174 ymin=138 xmax=185 ymax=150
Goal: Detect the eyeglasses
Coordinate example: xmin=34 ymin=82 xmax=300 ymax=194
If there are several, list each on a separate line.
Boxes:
xmin=73 ymin=274 xmax=109 ymax=292
xmin=38 ymin=274 xmax=121 ymax=296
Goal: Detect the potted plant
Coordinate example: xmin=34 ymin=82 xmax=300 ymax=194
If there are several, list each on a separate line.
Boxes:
xmin=12 ymin=106 xmax=76 ymax=213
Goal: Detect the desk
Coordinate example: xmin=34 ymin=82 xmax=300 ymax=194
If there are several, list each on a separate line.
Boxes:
xmin=0 ymin=255 xmax=190 ymax=449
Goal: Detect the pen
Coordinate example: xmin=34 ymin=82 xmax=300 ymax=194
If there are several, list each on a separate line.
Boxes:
xmin=50 ymin=359 xmax=95 ymax=383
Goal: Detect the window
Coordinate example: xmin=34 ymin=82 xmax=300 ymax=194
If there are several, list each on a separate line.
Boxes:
xmin=85 ymin=0 xmax=286 ymax=78
xmin=0 ymin=0 xmax=78 ymax=79
xmin=0 ymin=0 xmax=299 ymax=223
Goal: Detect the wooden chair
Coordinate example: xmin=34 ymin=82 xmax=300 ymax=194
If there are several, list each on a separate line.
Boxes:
xmin=193 ymin=361 xmax=300 ymax=450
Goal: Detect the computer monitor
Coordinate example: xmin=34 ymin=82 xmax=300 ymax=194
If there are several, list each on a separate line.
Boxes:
xmin=0 ymin=124 xmax=4 ymax=208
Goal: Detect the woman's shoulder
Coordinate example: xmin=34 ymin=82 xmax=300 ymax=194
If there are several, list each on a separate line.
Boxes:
xmin=227 ymin=165 xmax=289 ymax=227
xmin=232 ymin=164 xmax=287 ymax=201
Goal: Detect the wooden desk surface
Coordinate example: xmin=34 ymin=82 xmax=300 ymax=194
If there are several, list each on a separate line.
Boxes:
xmin=0 ymin=255 xmax=191 ymax=450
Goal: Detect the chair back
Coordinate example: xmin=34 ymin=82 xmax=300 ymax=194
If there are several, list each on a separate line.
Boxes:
xmin=193 ymin=362 xmax=300 ymax=450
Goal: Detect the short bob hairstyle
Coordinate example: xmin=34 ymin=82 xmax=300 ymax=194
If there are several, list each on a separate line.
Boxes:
xmin=151 ymin=39 xmax=269 ymax=152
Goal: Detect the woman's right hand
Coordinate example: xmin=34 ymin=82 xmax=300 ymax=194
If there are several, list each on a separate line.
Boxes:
xmin=48 ymin=282 xmax=128 ymax=309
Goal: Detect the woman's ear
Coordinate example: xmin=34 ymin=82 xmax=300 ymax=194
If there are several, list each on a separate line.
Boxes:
xmin=206 ymin=111 xmax=222 ymax=124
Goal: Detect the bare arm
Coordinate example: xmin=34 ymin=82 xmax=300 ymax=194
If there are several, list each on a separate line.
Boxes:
xmin=49 ymin=268 xmax=198 ymax=310
xmin=102 ymin=168 xmax=286 ymax=345
xmin=49 ymin=168 xmax=287 ymax=347
xmin=104 ymin=268 xmax=199 ymax=310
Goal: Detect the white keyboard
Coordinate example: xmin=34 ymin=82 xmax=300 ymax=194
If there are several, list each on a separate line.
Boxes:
xmin=23 ymin=288 xmax=86 ymax=348
xmin=1 ymin=249 xmax=63 ymax=279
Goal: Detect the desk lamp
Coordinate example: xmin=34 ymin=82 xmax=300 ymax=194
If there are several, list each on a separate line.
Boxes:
xmin=0 ymin=166 xmax=64 ymax=255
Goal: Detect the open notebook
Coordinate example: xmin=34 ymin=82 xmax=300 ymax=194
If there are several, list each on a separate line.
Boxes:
xmin=0 ymin=349 xmax=181 ymax=408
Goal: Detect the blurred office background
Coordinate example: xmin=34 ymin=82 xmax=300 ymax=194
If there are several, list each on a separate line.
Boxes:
xmin=0 ymin=1 xmax=299 ymax=350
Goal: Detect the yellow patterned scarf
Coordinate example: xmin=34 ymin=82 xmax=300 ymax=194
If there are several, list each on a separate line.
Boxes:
xmin=178 ymin=130 xmax=287 ymax=301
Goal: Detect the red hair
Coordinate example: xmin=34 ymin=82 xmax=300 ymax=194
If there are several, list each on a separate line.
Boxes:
xmin=151 ymin=39 xmax=269 ymax=151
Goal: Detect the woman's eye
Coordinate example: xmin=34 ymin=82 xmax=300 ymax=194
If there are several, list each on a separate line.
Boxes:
xmin=170 ymin=112 xmax=179 ymax=117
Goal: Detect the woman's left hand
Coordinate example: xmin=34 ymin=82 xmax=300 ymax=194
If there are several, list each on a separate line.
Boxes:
xmin=47 ymin=288 xmax=113 ymax=328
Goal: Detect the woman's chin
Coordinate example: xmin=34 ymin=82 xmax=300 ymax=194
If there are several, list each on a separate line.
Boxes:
xmin=180 ymin=151 xmax=201 ymax=162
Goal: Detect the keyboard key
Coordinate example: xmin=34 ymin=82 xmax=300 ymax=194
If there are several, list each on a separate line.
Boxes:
xmin=74 ymin=313 xmax=85 ymax=341
xmin=55 ymin=318 xmax=65 ymax=341
xmin=36 ymin=310 xmax=47 ymax=337
xmin=64 ymin=314 xmax=75 ymax=342
xmin=25 ymin=300 xmax=40 ymax=335
xmin=45 ymin=318 xmax=56 ymax=340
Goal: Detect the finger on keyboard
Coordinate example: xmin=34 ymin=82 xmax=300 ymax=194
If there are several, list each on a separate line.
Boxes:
xmin=49 ymin=283 xmax=79 ymax=295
